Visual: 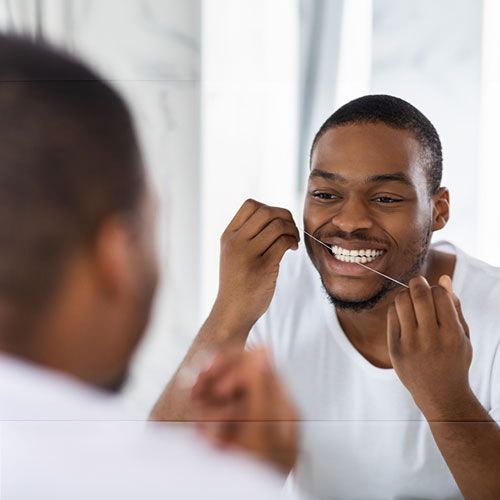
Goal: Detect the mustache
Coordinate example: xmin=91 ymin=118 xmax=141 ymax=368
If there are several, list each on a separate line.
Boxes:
xmin=313 ymin=229 xmax=389 ymax=247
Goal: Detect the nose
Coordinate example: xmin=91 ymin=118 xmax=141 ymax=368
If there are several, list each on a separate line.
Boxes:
xmin=330 ymin=195 xmax=373 ymax=234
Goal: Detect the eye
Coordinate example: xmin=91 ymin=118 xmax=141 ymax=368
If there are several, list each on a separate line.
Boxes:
xmin=312 ymin=192 xmax=340 ymax=201
xmin=373 ymin=196 xmax=403 ymax=204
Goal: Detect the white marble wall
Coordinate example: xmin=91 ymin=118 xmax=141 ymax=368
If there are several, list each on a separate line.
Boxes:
xmin=0 ymin=0 xmax=202 ymax=414
xmin=370 ymin=0 xmax=483 ymax=258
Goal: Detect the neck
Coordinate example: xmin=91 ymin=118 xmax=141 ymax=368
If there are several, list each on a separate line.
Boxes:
xmin=336 ymin=248 xmax=456 ymax=368
xmin=0 ymin=257 xmax=114 ymax=390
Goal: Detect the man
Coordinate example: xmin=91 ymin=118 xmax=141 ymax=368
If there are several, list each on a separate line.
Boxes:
xmin=0 ymin=34 xmax=302 ymax=499
xmin=156 ymin=95 xmax=500 ymax=499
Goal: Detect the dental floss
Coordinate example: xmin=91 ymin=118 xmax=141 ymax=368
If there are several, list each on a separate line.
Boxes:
xmin=298 ymin=227 xmax=409 ymax=289
xmin=354 ymin=261 xmax=409 ymax=289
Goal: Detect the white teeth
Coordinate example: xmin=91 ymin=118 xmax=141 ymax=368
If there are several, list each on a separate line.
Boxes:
xmin=329 ymin=245 xmax=385 ymax=264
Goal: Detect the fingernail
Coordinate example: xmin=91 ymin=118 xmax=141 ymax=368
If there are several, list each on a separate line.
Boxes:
xmin=438 ymin=274 xmax=453 ymax=294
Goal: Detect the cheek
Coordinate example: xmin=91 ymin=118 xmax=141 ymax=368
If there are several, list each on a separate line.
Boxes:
xmin=377 ymin=202 xmax=431 ymax=243
xmin=303 ymin=200 xmax=328 ymax=230
xmin=386 ymin=211 xmax=433 ymax=269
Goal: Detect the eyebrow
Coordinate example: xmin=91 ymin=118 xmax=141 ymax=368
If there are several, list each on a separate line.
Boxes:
xmin=309 ymin=170 xmax=347 ymax=183
xmin=367 ymin=172 xmax=414 ymax=187
xmin=309 ymin=169 xmax=414 ymax=188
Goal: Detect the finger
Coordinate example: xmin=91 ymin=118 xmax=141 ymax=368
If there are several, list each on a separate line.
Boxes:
xmin=240 ymin=205 xmax=298 ymax=241
xmin=250 ymin=219 xmax=299 ymax=256
xmin=209 ymin=349 xmax=270 ymax=425
xmin=209 ymin=368 xmax=248 ymax=402
xmin=438 ymin=274 xmax=453 ymax=295
xmin=394 ymin=289 xmax=418 ymax=335
xmin=438 ymin=275 xmax=470 ymax=339
xmin=408 ymin=276 xmax=438 ymax=332
xmin=196 ymin=350 xmax=266 ymax=406
xmin=215 ymin=349 xmax=269 ymax=404
xmin=224 ymin=199 xmax=263 ymax=233
xmin=196 ymin=393 xmax=242 ymax=422
xmin=262 ymin=234 xmax=300 ymax=263
xmin=452 ymin=294 xmax=470 ymax=339
xmin=386 ymin=303 xmax=401 ymax=354
xmin=197 ymin=411 xmax=239 ymax=442
xmin=246 ymin=349 xmax=273 ymax=412
xmin=432 ymin=285 xmax=463 ymax=333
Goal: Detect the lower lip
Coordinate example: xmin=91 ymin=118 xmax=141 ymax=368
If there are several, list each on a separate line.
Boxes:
xmin=322 ymin=247 xmax=386 ymax=277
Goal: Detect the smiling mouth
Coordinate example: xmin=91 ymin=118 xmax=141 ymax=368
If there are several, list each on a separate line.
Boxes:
xmin=327 ymin=244 xmax=386 ymax=264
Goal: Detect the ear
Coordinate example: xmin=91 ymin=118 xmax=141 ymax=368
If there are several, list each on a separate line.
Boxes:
xmin=431 ymin=187 xmax=450 ymax=232
xmin=92 ymin=216 xmax=136 ymax=300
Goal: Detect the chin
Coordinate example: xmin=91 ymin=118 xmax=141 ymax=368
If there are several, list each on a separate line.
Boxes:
xmin=321 ymin=277 xmax=394 ymax=312
xmin=322 ymin=274 xmax=385 ymax=300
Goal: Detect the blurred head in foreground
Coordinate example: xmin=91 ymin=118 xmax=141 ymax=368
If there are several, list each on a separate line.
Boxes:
xmin=0 ymin=34 xmax=159 ymax=391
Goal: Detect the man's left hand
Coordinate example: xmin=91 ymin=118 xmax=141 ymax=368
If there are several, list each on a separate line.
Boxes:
xmin=387 ymin=276 xmax=473 ymax=419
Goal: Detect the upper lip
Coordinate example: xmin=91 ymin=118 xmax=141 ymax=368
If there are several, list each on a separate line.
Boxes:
xmin=321 ymin=238 xmax=388 ymax=252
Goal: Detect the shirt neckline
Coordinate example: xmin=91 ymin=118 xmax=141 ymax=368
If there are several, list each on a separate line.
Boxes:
xmin=321 ymin=300 xmax=399 ymax=380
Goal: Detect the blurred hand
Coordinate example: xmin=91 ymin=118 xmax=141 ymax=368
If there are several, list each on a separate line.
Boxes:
xmin=212 ymin=199 xmax=299 ymax=337
xmin=387 ymin=275 xmax=472 ymax=419
xmin=191 ymin=347 xmax=299 ymax=473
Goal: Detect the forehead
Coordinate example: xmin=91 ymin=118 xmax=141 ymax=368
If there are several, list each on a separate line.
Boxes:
xmin=310 ymin=123 xmax=425 ymax=181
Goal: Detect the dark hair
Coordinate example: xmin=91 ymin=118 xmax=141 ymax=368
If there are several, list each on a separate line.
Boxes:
xmin=0 ymin=34 xmax=144 ymax=333
xmin=310 ymin=94 xmax=443 ymax=194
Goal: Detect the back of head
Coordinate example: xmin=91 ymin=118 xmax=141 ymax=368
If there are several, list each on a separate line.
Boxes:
xmin=0 ymin=34 xmax=144 ymax=339
xmin=311 ymin=94 xmax=443 ymax=194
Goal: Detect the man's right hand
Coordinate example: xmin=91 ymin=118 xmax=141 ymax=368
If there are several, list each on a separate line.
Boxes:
xmin=212 ymin=199 xmax=300 ymax=338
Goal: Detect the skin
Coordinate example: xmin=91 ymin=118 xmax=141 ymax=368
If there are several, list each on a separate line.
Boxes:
xmin=0 ymin=187 xmax=160 ymax=391
xmin=155 ymin=122 xmax=500 ymax=496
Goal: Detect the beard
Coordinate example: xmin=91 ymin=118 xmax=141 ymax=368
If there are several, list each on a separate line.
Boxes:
xmin=321 ymin=225 xmax=432 ymax=312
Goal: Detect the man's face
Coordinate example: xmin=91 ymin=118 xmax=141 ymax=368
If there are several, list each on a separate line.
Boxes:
xmin=304 ymin=123 xmax=437 ymax=311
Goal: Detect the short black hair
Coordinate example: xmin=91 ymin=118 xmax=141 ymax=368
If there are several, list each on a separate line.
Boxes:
xmin=310 ymin=94 xmax=443 ymax=195
xmin=0 ymin=34 xmax=144 ymax=335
